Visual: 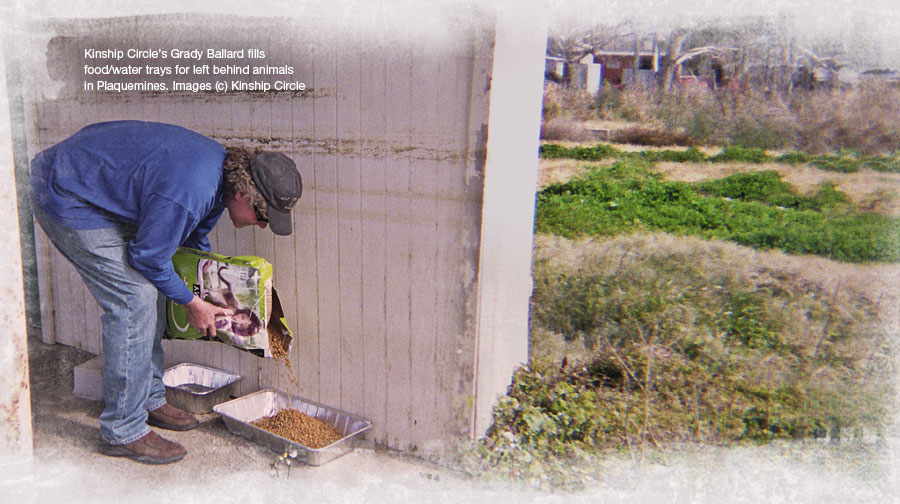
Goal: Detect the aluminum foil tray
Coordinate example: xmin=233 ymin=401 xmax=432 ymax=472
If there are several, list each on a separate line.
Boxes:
xmin=162 ymin=363 xmax=241 ymax=414
xmin=213 ymin=389 xmax=372 ymax=466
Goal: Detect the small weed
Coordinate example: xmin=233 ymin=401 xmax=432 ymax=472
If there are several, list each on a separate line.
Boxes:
xmin=716 ymin=291 xmax=782 ymax=349
xmin=638 ymin=147 xmax=706 ymax=163
xmin=540 ymin=142 xmax=900 ymax=182
xmin=540 ymin=143 xmax=621 ymax=161
xmin=860 ymin=155 xmax=900 ymax=174
xmin=709 ymin=146 xmax=772 ymax=164
xmin=810 ymin=156 xmax=861 ymax=173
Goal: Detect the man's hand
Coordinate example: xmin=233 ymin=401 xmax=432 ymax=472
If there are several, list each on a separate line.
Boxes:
xmin=184 ymin=296 xmax=233 ymax=337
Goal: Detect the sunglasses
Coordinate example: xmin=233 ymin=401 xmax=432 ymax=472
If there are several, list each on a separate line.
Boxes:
xmin=253 ymin=204 xmax=269 ymax=223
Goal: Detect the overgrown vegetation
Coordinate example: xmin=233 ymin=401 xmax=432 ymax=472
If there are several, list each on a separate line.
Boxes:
xmin=544 ymin=82 xmax=900 ymax=155
xmin=459 ymin=160 xmax=898 ymax=490
xmin=459 ymin=234 xmax=896 ymax=490
xmin=471 ymin=36 xmax=899 ymax=490
xmin=535 ymin=161 xmax=899 ymax=263
xmin=467 ymin=10 xmax=900 ymax=493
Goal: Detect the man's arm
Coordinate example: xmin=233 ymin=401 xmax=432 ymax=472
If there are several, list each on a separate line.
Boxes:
xmin=181 ymin=203 xmax=225 ymax=251
xmin=127 ymin=193 xmax=231 ymax=335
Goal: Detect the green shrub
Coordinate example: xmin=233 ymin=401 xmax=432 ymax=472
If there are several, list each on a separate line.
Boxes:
xmin=539 ymin=143 xmax=621 ymax=161
xmin=860 ymin=155 xmax=900 ymax=174
xmin=538 ymin=143 xmax=571 ymax=159
xmin=696 ymin=170 xmax=829 ymax=211
xmin=698 ymin=170 xmax=794 ymax=202
xmin=809 ymin=156 xmax=861 ymax=173
xmin=535 ymin=160 xmax=900 ymax=263
xmin=539 ymin=142 xmax=900 ymax=182
xmin=639 ymin=147 xmax=706 ymax=163
xmin=814 ymin=181 xmax=852 ymax=208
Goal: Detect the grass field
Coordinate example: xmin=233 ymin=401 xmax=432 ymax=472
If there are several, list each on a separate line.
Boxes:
xmin=536 ymin=160 xmax=900 ymax=263
xmin=460 ymin=139 xmax=899 ymax=490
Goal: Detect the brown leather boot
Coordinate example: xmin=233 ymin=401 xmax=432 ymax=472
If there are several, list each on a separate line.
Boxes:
xmin=147 ymin=403 xmax=200 ymax=431
xmin=99 ymin=430 xmax=187 ymax=464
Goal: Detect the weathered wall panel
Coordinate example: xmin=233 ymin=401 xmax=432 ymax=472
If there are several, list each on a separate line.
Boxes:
xmin=0 ymin=42 xmax=33 ymax=462
xmin=21 ymin=5 xmax=547 ymax=455
xmin=24 ymin=12 xmax=502 ymax=455
xmin=473 ymin=8 xmax=548 ymax=436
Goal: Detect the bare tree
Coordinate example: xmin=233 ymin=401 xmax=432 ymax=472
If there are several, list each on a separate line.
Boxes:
xmin=546 ymin=29 xmax=595 ymax=88
xmin=655 ymin=26 xmax=739 ymax=91
xmin=548 ymin=13 xmax=841 ymax=97
xmin=547 ymin=22 xmax=634 ymax=88
xmin=655 ymin=29 xmax=686 ymax=91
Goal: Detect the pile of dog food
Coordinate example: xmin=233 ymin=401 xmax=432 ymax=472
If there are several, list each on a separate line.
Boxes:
xmin=251 ymin=408 xmax=343 ymax=449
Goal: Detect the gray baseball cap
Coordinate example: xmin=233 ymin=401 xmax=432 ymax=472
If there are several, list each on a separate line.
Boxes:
xmin=250 ymin=152 xmax=302 ymax=236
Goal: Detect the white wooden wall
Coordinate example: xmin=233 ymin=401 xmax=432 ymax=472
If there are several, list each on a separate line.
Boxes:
xmin=0 ymin=41 xmax=33 ymax=463
xmin=21 ymin=10 xmax=544 ymax=455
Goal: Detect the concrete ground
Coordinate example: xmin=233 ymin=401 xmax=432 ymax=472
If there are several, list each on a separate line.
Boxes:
xmin=8 ymin=328 xmax=900 ymax=504
xmin=16 ymin=329 xmax=515 ymax=504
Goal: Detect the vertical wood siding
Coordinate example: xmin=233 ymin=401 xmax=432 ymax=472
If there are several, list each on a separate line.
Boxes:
xmin=26 ymin=13 xmax=496 ymax=454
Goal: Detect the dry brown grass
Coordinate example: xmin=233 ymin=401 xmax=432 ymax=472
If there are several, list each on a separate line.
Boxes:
xmin=535 ymin=232 xmax=899 ymax=310
xmin=540 ymin=117 xmax=597 ymax=142
xmin=792 ymin=83 xmax=900 ymax=154
xmin=542 ymin=83 xmax=597 ymax=121
xmin=654 ymin=161 xmax=900 ymax=216
xmin=533 ymin=231 xmax=900 ymax=368
xmin=590 ymin=83 xmax=900 ymax=154
xmin=611 ymin=125 xmax=695 ymax=147
xmin=536 ymin=158 xmax=613 ymax=189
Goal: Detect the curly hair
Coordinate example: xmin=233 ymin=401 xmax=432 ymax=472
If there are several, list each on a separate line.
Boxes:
xmin=223 ymin=146 xmax=267 ymax=215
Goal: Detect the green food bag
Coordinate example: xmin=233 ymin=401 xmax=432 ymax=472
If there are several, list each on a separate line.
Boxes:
xmin=167 ymin=248 xmax=292 ymax=358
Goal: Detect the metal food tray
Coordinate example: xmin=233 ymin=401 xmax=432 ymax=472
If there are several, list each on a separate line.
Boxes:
xmin=213 ymin=389 xmax=372 ymax=466
xmin=162 ymin=363 xmax=241 ymax=414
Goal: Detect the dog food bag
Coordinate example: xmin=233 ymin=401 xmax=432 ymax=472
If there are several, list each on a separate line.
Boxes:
xmin=167 ymin=248 xmax=292 ymax=358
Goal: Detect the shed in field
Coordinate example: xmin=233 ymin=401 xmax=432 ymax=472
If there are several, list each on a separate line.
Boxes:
xmin=0 ymin=5 xmax=547 ymax=459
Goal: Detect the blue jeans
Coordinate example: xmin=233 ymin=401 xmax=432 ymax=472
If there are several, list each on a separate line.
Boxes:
xmin=32 ymin=202 xmax=167 ymax=445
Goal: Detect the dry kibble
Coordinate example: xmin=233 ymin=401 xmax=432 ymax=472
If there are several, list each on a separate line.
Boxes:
xmin=268 ymin=324 xmax=288 ymax=360
xmin=251 ymin=408 xmax=343 ymax=449
xmin=268 ymin=324 xmax=300 ymax=389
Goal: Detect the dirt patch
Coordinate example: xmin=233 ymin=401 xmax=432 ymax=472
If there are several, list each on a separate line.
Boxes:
xmin=537 ymin=158 xmax=615 ymax=189
xmin=655 ymin=161 xmax=900 ymax=216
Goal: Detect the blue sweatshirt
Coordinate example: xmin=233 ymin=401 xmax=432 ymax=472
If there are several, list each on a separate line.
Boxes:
xmin=30 ymin=120 xmax=227 ymax=305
